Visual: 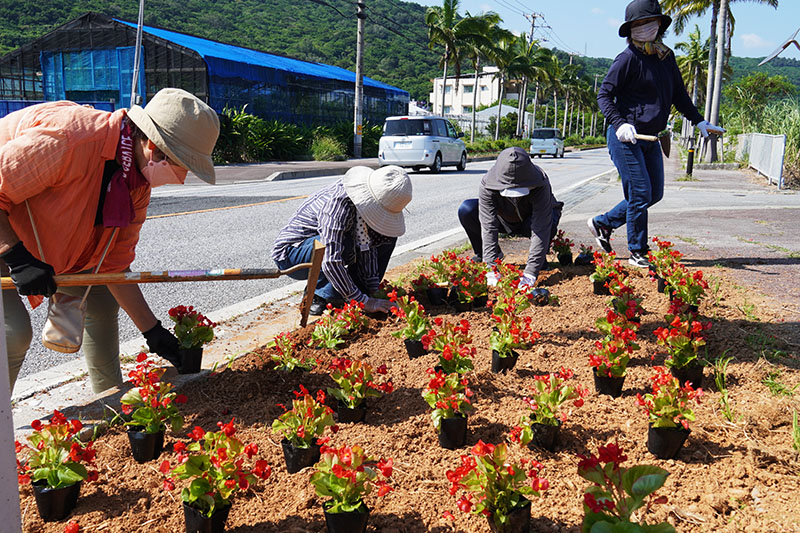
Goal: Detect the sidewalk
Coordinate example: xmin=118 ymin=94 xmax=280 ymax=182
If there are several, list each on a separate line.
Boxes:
xmin=11 ymin=153 xmax=799 ymax=434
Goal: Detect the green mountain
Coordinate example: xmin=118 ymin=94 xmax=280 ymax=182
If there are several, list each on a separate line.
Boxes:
xmin=2 ymin=1 xmax=798 ymax=101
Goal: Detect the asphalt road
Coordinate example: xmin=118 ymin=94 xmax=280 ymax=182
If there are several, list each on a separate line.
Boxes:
xmin=17 ymin=149 xmax=613 ymax=378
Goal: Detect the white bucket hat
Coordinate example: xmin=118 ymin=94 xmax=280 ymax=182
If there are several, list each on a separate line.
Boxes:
xmin=343 ymin=165 xmax=412 ymax=238
xmin=127 ymin=88 xmax=220 ymax=184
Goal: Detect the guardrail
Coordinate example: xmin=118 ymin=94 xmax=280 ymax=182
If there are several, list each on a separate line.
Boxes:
xmin=736 ymin=133 xmax=786 ymax=189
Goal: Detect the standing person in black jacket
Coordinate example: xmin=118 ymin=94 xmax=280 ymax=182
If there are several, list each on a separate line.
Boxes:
xmin=588 ymin=0 xmax=724 ymax=268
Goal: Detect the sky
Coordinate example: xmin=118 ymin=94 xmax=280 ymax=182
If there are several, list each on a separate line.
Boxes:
xmin=413 ymin=0 xmax=800 ymax=61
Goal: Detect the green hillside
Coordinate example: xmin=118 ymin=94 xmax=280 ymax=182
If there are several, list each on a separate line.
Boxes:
xmin=1 ymin=1 xmax=796 ymax=101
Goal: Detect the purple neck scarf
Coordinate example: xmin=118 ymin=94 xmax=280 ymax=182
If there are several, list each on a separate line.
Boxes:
xmin=102 ymin=121 xmax=149 ymax=227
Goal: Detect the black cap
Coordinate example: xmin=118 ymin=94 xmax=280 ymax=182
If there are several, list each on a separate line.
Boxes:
xmin=618 ymin=0 xmax=672 ymax=38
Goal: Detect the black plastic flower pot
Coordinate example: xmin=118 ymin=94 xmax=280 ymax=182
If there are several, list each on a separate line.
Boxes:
xmin=323 ymin=501 xmax=370 ymax=533
xmin=281 ymin=438 xmax=322 ymax=474
xmin=491 ymin=350 xmax=519 ymax=373
xmin=557 ymin=252 xmax=573 ymax=266
xmin=528 ymin=421 xmax=561 ymax=452
xmin=336 ymin=401 xmax=366 ymax=423
xmin=438 ymin=414 xmax=467 ymax=449
xmin=670 ymin=364 xmax=703 ymax=390
xmin=592 ymin=280 xmax=610 ymax=296
xmin=404 ymin=338 xmax=427 ymax=359
xmin=127 ymin=427 xmax=165 ymax=463
xmin=473 ymin=294 xmax=488 ymax=308
xmin=574 ymin=253 xmax=593 ymax=266
xmin=593 ymin=370 xmax=625 ymax=398
xmin=647 ymin=424 xmax=691 ymax=460
xmin=656 ymin=277 xmax=667 ymax=294
xmin=32 ymin=481 xmax=81 ymax=522
xmin=426 ymin=286 xmax=449 ymax=306
xmin=529 ymin=288 xmax=550 ymax=307
xmin=178 ymin=347 xmax=204 ymax=374
xmin=486 ymin=497 xmax=531 ymax=533
xmin=183 ymin=501 xmax=231 ymax=533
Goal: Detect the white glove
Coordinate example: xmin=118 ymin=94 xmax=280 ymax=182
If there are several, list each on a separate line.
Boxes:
xmin=518 ymin=273 xmax=537 ymax=289
xmin=696 ymin=120 xmax=725 ymax=138
xmin=486 ymin=271 xmax=500 ymax=287
xmin=616 ymin=123 xmax=637 ymax=144
xmin=364 ymin=297 xmax=394 ymax=314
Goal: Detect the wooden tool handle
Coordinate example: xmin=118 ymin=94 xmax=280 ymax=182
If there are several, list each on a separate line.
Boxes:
xmin=634 ymin=134 xmax=659 ymax=142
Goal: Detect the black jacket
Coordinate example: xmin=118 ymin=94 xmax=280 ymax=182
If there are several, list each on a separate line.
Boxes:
xmin=597 ymin=44 xmax=703 ymax=136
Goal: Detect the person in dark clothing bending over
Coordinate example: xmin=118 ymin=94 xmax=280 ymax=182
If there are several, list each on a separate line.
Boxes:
xmin=588 ymin=0 xmax=724 ymax=268
xmin=458 ymin=147 xmax=562 ymax=288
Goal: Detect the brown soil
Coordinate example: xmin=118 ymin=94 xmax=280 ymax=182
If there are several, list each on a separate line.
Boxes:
xmin=19 ymin=251 xmax=800 ymax=533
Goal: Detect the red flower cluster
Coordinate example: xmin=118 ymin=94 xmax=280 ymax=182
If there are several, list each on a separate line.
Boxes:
xmin=16 ymin=410 xmax=98 ymax=488
xmin=636 ymin=367 xmax=703 ymax=430
xmin=428 ymin=318 xmax=477 ymax=374
xmin=121 ymin=353 xmax=187 ymax=434
xmin=311 ymin=444 xmax=393 ymax=511
xmin=328 ymin=358 xmax=393 ymax=409
xmin=589 ymin=310 xmax=639 ymax=378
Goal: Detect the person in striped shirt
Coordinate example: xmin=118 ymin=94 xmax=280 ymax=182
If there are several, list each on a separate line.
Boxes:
xmin=272 ymin=166 xmax=412 ymax=316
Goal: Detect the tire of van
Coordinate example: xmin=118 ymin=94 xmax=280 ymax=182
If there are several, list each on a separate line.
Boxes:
xmin=429 ymin=153 xmax=442 ymax=173
xmin=559 ymin=149 xmax=565 ymax=158
xmin=456 ymin=152 xmax=467 ymax=171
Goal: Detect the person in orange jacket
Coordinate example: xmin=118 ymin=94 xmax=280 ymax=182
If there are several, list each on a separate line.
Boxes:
xmin=0 ymin=88 xmax=220 ymax=393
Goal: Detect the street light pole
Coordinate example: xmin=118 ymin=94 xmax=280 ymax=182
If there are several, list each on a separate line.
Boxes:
xmin=130 ymin=0 xmax=145 ymax=107
xmin=353 ymin=0 xmax=366 ymax=158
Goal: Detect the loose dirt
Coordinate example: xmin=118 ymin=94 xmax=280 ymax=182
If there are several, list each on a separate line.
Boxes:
xmin=19 ymin=246 xmax=800 ymax=533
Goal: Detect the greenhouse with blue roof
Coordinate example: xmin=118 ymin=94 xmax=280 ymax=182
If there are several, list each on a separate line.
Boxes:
xmin=0 ymin=12 xmax=408 ymax=123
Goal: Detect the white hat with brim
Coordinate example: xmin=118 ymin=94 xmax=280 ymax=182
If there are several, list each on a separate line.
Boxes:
xmin=127 ymin=88 xmax=220 ymax=184
xmin=343 ymin=165 xmax=412 ymax=238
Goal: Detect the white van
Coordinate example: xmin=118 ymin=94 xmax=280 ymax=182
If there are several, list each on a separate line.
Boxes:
xmin=378 ymin=116 xmax=468 ymax=173
xmin=530 ymin=128 xmax=565 ymax=158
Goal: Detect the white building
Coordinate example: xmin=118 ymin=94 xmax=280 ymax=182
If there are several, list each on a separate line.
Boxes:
xmin=429 ymin=66 xmax=518 ymax=116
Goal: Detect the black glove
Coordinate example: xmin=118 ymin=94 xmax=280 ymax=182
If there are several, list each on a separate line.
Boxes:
xmin=1 ymin=242 xmax=57 ymax=297
xmin=142 ymin=321 xmax=182 ymax=368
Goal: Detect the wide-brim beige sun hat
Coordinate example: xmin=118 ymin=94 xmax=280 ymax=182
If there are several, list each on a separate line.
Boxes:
xmin=127 ymin=88 xmax=220 ymax=184
xmin=343 ymin=165 xmax=412 ymax=238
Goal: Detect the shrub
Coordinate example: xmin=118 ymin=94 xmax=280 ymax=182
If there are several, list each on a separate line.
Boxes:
xmin=311 ymin=135 xmax=347 ymax=161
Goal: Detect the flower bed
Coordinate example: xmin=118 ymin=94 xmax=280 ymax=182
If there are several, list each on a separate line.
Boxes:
xmin=15 ymin=249 xmax=800 ymax=532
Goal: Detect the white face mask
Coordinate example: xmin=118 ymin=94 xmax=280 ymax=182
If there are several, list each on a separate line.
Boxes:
xmin=631 ymin=20 xmax=660 ymax=42
xmin=141 ymin=157 xmax=187 ymax=187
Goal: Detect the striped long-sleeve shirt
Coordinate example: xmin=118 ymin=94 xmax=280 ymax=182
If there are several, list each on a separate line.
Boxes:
xmin=271 ymin=179 xmax=391 ymax=302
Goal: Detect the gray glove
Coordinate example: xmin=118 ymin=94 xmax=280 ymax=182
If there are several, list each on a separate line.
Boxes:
xmin=364 ymin=297 xmax=394 ymax=314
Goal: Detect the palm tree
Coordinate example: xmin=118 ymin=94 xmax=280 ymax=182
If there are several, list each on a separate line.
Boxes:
xmin=675 ymin=25 xmax=709 ymax=143
xmin=514 ymin=43 xmax=552 ymax=137
xmin=425 ymin=0 xmax=499 ymax=115
xmin=460 ymin=13 xmax=506 ymax=141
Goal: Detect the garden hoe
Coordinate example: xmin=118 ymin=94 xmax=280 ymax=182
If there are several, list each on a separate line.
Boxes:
xmin=635 ymin=133 xmax=671 ymax=158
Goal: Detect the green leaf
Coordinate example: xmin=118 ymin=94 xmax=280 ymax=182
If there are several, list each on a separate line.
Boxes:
xmin=59 ymin=463 xmax=87 ymax=486
xmin=189 ymin=478 xmax=212 ymax=499
xmin=641 ymin=523 xmax=676 ymax=533
xmin=622 ymin=465 xmax=668 ymax=497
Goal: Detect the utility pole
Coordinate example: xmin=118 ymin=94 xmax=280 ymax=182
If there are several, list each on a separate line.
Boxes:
xmin=707 ymin=0 xmax=728 ymax=163
xmin=130 ymin=0 xmax=145 ymax=106
xmin=353 ymin=0 xmax=366 ymax=158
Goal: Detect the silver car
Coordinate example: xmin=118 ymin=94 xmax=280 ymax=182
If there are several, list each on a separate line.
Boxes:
xmin=530 ymin=128 xmax=565 ymax=158
xmin=378 ymin=116 xmax=468 ymax=173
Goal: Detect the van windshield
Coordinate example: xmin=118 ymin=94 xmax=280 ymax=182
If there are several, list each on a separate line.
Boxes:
xmin=532 ymin=129 xmax=557 ymax=139
xmin=384 ymin=119 xmax=431 ymax=136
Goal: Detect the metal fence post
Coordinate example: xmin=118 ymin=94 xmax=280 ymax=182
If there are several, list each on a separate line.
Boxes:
xmin=0 ymin=293 xmax=22 ymax=532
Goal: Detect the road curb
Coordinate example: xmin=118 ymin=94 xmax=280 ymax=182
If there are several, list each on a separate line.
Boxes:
xmin=266 ymin=162 xmax=382 ymax=182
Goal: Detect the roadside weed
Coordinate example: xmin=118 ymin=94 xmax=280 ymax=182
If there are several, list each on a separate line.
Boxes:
xmin=762 ymin=371 xmax=798 ymax=397
xmin=714 ymin=353 xmax=737 ymax=423
xmin=793 ymin=410 xmax=800 ymax=452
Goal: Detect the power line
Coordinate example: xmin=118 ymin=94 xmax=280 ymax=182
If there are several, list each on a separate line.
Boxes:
xmin=491 ymin=0 xmax=526 ymax=17
xmin=364 ymin=6 xmax=430 ymax=48
xmin=382 ymin=0 xmax=423 ymax=21
xmin=307 ymin=0 xmax=350 ymax=19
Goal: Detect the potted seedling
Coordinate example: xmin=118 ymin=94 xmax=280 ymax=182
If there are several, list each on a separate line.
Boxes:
xmin=654 ymin=316 xmax=712 ymax=389
xmin=574 ymin=243 xmax=594 ymax=266
xmin=489 ymin=295 xmax=540 ymax=373
xmin=448 ymin=255 xmax=490 ymax=311
xmin=168 ymin=305 xmax=216 ymax=374
xmin=590 ymin=251 xmax=623 ymax=296
xmin=267 ymin=332 xmax=317 ymax=372
xmin=589 ymin=310 xmax=639 ymax=397
xmin=578 ymin=442 xmax=675 ymax=532
xmin=16 ymin=410 xmax=99 ymax=522
xmin=120 ymin=353 xmax=187 ymax=463
xmin=310 ymin=444 xmax=393 ymax=533
xmin=607 ymin=273 xmax=645 ymax=325
xmin=664 ymin=265 xmax=709 ymax=315
xmin=551 ymin=229 xmax=575 ymax=265
xmin=272 ymin=385 xmax=336 ymax=473
xmin=648 ymin=237 xmax=683 ymax=293
xmin=636 ymin=367 xmax=703 ymax=459
xmin=388 ymin=291 xmax=431 ymax=358
xmin=310 ymin=300 xmax=369 ymax=350
xmin=162 ymin=419 xmax=271 ymax=533
xmin=422 ymin=369 xmax=475 ymax=449
xmin=328 ymin=358 xmax=393 ymax=423
xmin=516 ymin=368 xmax=587 ymax=452
xmin=429 ymin=317 xmax=476 ymax=374
xmin=421 ymin=252 xmax=455 ymax=305
xmin=446 ymin=441 xmax=549 ymax=533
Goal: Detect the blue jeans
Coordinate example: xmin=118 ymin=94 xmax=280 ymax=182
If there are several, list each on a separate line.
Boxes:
xmin=457 ymin=198 xmax=562 ymax=260
xmin=274 ymin=235 xmax=395 ymax=301
xmin=596 ymin=125 xmax=664 ymax=253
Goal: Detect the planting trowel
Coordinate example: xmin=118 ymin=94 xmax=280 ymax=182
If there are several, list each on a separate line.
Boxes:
xmin=635 ymin=133 xmax=671 ymax=158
